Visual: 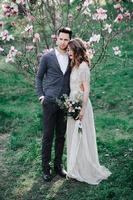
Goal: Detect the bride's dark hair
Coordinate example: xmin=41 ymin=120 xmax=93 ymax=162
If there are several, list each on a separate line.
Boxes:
xmin=68 ymin=38 xmax=90 ymax=68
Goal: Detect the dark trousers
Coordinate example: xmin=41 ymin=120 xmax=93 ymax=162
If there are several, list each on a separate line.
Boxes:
xmin=42 ymin=101 xmax=67 ymax=172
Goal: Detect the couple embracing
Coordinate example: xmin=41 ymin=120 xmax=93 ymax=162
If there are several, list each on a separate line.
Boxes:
xmin=36 ymin=27 xmax=111 ymax=184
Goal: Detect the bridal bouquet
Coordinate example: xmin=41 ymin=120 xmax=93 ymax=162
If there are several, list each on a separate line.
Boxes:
xmin=57 ymin=94 xmax=82 ymax=120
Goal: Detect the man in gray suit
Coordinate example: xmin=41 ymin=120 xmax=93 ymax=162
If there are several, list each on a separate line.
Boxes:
xmin=36 ymin=27 xmax=72 ymax=182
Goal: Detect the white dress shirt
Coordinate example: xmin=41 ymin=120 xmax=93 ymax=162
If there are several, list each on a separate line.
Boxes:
xmin=55 ymin=48 xmax=69 ymax=74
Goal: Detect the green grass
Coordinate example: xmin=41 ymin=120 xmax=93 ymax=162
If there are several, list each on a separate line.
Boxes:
xmin=0 ymin=31 xmax=133 ymax=200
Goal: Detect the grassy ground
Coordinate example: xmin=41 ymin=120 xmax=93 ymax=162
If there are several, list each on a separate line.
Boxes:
xmin=0 ymin=32 xmax=133 ymax=199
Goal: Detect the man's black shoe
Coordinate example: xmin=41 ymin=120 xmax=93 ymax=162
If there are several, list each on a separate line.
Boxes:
xmin=43 ymin=171 xmax=52 ymax=182
xmin=54 ymin=165 xmax=67 ymax=178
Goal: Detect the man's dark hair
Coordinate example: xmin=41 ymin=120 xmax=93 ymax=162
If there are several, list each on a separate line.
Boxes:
xmin=57 ymin=27 xmax=72 ymax=39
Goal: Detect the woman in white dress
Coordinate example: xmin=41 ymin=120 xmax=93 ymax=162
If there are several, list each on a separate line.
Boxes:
xmin=66 ymin=38 xmax=111 ymax=185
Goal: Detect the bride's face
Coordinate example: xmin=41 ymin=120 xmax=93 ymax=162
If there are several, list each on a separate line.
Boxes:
xmin=67 ymin=46 xmax=74 ymax=60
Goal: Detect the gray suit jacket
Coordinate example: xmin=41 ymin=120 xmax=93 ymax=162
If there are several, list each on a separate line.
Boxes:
xmin=36 ymin=50 xmax=71 ymax=102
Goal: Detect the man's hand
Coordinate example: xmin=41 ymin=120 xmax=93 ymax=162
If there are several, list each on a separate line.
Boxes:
xmin=39 ymin=96 xmax=45 ymax=104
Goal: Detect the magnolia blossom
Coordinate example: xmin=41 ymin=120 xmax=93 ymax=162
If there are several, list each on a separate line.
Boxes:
xmin=70 ymin=0 xmax=74 ymax=3
xmin=0 ymin=47 xmax=4 ymax=52
xmin=33 ymin=33 xmax=40 ymax=43
xmin=103 ymin=24 xmax=112 ymax=34
xmin=89 ymin=34 xmax=101 ymax=43
xmin=83 ymin=0 xmax=93 ymax=7
xmin=16 ymin=0 xmax=26 ymax=4
xmin=86 ymin=48 xmax=95 ymax=59
xmin=76 ymin=6 xmax=81 ymax=11
xmin=113 ymin=46 xmax=121 ymax=56
xmin=43 ymin=48 xmax=53 ymax=54
xmin=6 ymin=54 xmax=15 ymax=63
xmin=114 ymin=13 xmax=123 ymax=23
xmin=25 ymin=25 xmax=33 ymax=33
xmin=9 ymin=46 xmax=18 ymax=56
xmin=6 ymin=46 xmax=18 ymax=63
xmin=114 ymin=4 xmax=124 ymax=12
xmin=92 ymin=8 xmax=107 ymax=21
xmin=26 ymin=45 xmax=35 ymax=52
xmin=2 ymin=4 xmax=18 ymax=17
xmin=51 ymin=34 xmax=57 ymax=41
xmin=68 ymin=14 xmax=73 ymax=21
xmin=0 ymin=30 xmax=14 ymax=41
xmin=124 ymin=11 xmax=131 ymax=20
xmin=16 ymin=51 xmax=22 ymax=57
xmin=11 ymin=22 xmax=16 ymax=27
xmin=26 ymin=14 xmax=35 ymax=22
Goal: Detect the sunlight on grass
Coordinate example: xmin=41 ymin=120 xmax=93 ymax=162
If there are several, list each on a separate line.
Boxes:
xmin=45 ymin=179 xmax=65 ymax=199
xmin=13 ymin=171 xmax=36 ymax=198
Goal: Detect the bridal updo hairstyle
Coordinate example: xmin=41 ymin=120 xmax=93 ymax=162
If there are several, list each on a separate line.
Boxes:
xmin=68 ymin=38 xmax=90 ymax=68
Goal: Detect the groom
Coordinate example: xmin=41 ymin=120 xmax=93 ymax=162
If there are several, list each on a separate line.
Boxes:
xmin=36 ymin=27 xmax=72 ymax=182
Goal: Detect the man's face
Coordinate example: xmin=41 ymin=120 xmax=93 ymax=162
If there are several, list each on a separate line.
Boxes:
xmin=56 ymin=32 xmax=70 ymax=51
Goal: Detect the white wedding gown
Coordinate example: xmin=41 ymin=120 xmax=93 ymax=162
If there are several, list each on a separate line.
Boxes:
xmin=66 ymin=62 xmax=111 ymax=185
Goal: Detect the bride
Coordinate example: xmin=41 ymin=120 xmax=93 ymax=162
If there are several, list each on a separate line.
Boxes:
xmin=66 ymin=38 xmax=111 ymax=185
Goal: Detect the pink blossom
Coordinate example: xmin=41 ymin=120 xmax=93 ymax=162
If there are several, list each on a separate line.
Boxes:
xmin=83 ymin=0 xmax=93 ymax=7
xmin=6 ymin=54 xmax=15 ymax=63
xmin=43 ymin=48 xmax=53 ymax=54
xmin=113 ymin=46 xmax=121 ymax=56
xmin=68 ymin=14 xmax=73 ymax=21
xmin=2 ymin=3 xmax=10 ymax=12
xmin=10 ymin=46 xmax=18 ymax=56
xmin=0 ymin=47 xmax=4 ymax=52
xmin=86 ymin=48 xmax=95 ymax=59
xmin=6 ymin=46 xmax=18 ymax=63
xmin=89 ymin=34 xmax=101 ymax=43
xmin=33 ymin=33 xmax=40 ymax=43
xmin=76 ymin=6 xmax=81 ymax=11
xmin=114 ymin=14 xmax=123 ymax=23
xmin=2 ymin=4 xmax=18 ymax=17
xmin=114 ymin=4 xmax=124 ymax=12
xmin=16 ymin=0 xmax=26 ymax=5
xmin=24 ymin=25 xmax=33 ymax=34
xmin=0 ymin=30 xmax=14 ymax=41
xmin=26 ymin=45 xmax=35 ymax=52
xmin=92 ymin=8 xmax=107 ymax=21
xmin=27 ymin=14 xmax=35 ymax=22
xmin=70 ymin=0 xmax=74 ymax=3
xmin=51 ymin=34 xmax=57 ymax=41
xmin=123 ymin=11 xmax=131 ymax=20
xmin=103 ymin=24 xmax=112 ymax=34
xmin=11 ymin=22 xmax=16 ymax=27
xmin=16 ymin=51 xmax=22 ymax=56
